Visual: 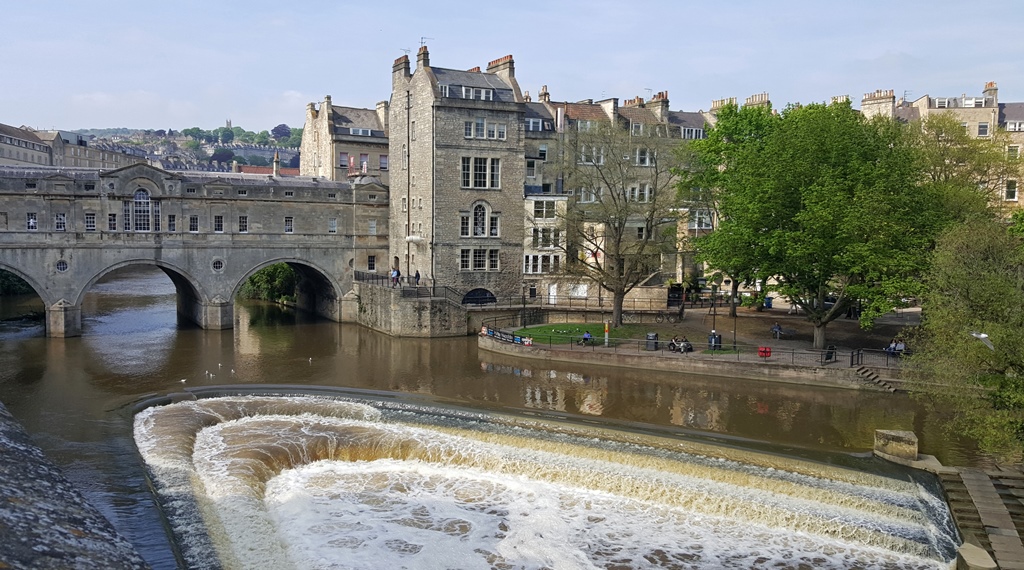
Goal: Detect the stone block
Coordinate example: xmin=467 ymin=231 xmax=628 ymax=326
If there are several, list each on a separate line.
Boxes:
xmin=956 ymin=542 xmax=997 ymax=570
xmin=874 ymin=429 xmax=918 ymax=461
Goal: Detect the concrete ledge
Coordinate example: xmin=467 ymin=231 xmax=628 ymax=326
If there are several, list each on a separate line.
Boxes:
xmin=0 ymin=402 xmax=148 ymax=569
xmin=478 ymin=335 xmax=877 ymax=390
xmin=957 ymin=542 xmax=998 ymax=570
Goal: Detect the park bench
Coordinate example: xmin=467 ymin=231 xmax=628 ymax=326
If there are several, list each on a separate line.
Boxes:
xmin=771 ymin=327 xmax=797 ymax=339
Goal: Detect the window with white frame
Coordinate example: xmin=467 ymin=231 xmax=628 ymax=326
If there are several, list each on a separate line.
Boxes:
xmin=368 ymin=255 xmax=376 ymax=271
xmin=631 ymin=122 xmax=643 ymax=135
xmin=284 ymin=216 xmax=294 ymax=234
xmin=85 ymin=213 xmax=96 ymax=232
xmin=1007 ymin=122 xmax=1023 ymax=132
xmin=580 ymin=146 xmax=604 ymax=165
xmin=636 ymin=226 xmax=647 ymax=240
xmin=438 ymin=84 xmax=449 ymax=97
xmin=54 ymin=213 xmax=66 ymax=232
xmin=462 ymin=87 xmax=493 ymax=100
xmin=523 ymin=254 xmax=559 ymax=274
xmin=189 ymin=215 xmax=199 ymax=232
xmin=26 ymin=212 xmax=37 ymax=230
xmin=526 ymin=159 xmax=536 ymax=178
xmin=488 ymin=249 xmax=499 ymax=270
xmin=532 ymin=228 xmax=560 ymax=248
xmin=328 ymin=218 xmax=337 ymax=233
xmin=168 ymin=214 xmax=176 ymax=232
xmin=577 ymin=120 xmax=595 ymax=132
xmin=133 ymin=189 xmax=153 ymax=231
xmin=578 ymin=188 xmax=599 ymax=203
xmin=460 ymin=214 xmax=470 ymax=237
xmin=526 ymin=118 xmax=542 ymax=131
xmin=934 ymin=97 xmax=948 ymax=108
xmin=534 ymin=200 xmax=556 ymax=219
xmin=636 ymin=147 xmax=652 ymax=166
xmin=628 ymin=183 xmax=650 ymax=202
xmin=108 ymin=214 xmax=117 ymax=231
xmin=689 ymin=209 xmax=713 ymax=230
xmin=379 ymin=154 xmax=389 ymax=171
xmin=978 ymin=122 xmax=990 ymax=137
xmin=401 ymin=197 xmax=408 ymax=212
xmin=460 ymin=249 xmax=471 ymax=270
xmin=1009 ymin=146 xmax=1020 ymax=159
xmin=350 ymin=128 xmax=371 ymax=136
xmin=214 ymin=215 xmax=224 ymax=233
xmin=682 ymin=127 xmax=706 ymax=140
xmin=368 ymin=219 xmax=377 ymax=236
xmin=473 ymin=204 xmax=487 ymax=236
xmin=464 ymin=119 xmax=507 ymax=140
xmin=1007 ymin=180 xmax=1018 ymax=201
xmin=460 ymin=157 xmax=501 ymax=189
xmin=538 ymin=144 xmax=548 ymax=161
xmin=238 ymin=215 xmax=247 ymax=233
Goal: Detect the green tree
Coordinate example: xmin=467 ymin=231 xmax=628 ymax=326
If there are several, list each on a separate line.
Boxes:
xmin=271 ymin=123 xmax=291 ymax=141
xmin=233 ymin=155 xmax=248 ymax=165
xmin=254 ymin=131 xmax=271 ymax=146
xmin=557 ymin=121 xmax=684 ymax=326
xmin=237 ymin=263 xmax=298 ymax=302
xmin=218 ymin=127 xmax=235 ymax=144
xmin=182 ymin=127 xmax=204 ymax=140
xmin=688 ymin=101 xmax=962 ymax=348
xmin=0 ymin=269 xmax=33 ymax=295
xmin=210 ymin=148 xmax=234 ymax=164
xmin=248 ymin=155 xmax=269 ymax=167
xmin=679 ymin=102 xmax=779 ymax=317
xmin=285 ymin=127 xmax=303 ymax=148
xmin=907 ymin=218 xmax=1024 ymax=461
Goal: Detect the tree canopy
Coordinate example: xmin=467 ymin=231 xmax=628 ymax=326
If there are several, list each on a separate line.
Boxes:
xmin=271 ymin=123 xmax=292 ymax=141
xmin=907 ymin=218 xmax=1024 ymax=461
xmin=685 ymin=101 xmax=986 ymax=348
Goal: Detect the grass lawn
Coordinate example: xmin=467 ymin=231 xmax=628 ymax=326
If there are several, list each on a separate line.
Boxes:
xmin=513 ymin=323 xmax=665 ymax=346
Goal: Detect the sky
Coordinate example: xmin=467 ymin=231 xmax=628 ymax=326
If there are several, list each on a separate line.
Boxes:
xmin=4 ymin=0 xmax=1024 ymax=132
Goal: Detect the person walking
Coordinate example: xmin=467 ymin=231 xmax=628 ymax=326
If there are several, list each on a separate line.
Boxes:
xmin=414 ymin=270 xmax=420 ymax=286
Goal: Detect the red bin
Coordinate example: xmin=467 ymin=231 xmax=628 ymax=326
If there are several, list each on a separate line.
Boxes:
xmin=758 ymin=346 xmax=772 ymax=358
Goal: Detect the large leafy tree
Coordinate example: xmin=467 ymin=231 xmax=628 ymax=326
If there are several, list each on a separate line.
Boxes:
xmin=907 ymin=218 xmax=1024 ymax=461
xmin=557 ymin=121 xmax=683 ymax=326
xmin=688 ymin=101 xmax=960 ymax=348
xmin=680 ymin=102 xmax=779 ymax=316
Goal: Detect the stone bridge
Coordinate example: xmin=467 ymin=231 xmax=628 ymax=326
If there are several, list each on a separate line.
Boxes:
xmin=0 ymin=164 xmax=389 ymax=337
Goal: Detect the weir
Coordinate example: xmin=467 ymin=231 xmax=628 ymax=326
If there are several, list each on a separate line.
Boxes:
xmin=134 ymin=391 xmax=959 ymax=569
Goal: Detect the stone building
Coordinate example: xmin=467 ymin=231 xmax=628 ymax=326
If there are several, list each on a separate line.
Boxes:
xmin=0 ymin=124 xmax=53 ymax=167
xmin=300 ymin=96 xmax=390 ymax=185
xmin=34 ymin=130 xmax=147 ymax=169
xmin=860 ymin=81 xmax=1023 ymax=210
xmin=389 ymin=46 xmax=526 ymax=302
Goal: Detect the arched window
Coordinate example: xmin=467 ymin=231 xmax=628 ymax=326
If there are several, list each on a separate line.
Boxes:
xmin=133 ymin=189 xmax=151 ymax=231
xmin=473 ymin=204 xmax=486 ymax=236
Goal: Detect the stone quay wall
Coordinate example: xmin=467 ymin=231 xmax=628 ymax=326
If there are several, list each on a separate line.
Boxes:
xmin=0 ymin=402 xmax=148 ymax=569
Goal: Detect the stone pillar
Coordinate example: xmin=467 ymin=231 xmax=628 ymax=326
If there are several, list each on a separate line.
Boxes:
xmin=201 ymin=297 xmax=234 ymax=330
xmin=46 ymin=299 xmax=81 ymax=338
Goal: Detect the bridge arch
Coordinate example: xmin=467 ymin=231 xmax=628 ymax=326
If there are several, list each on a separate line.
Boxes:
xmin=231 ymin=258 xmax=346 ymax=323
xmin=77 ymin=259 xmax=212 ymax=331
xmin=0 ymin=262 xmax=52 ymax=306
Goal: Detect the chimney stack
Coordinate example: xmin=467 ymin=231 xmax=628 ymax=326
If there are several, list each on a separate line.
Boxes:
xmin=272 ymin=151 xmax=280 ymax=177
xmin=416 ymin=45 xmax=430 ymax=69
xmin=538 ymin=85 xmax=550 ymax=103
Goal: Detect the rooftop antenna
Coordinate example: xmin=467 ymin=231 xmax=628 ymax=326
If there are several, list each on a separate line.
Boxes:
xmin=902 ymin=90 xmax=912 ymax=106
xmin=420 ymin=36 xmax=433 ymax=47
xmin=644 ymin=88 xmax=653 ymax=98
xmin=400 ymin=48 xmax=410 ymax=55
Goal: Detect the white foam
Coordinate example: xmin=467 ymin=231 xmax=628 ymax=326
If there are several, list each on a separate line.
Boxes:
xmin=134 ymin=396 xmax=957 ymax=570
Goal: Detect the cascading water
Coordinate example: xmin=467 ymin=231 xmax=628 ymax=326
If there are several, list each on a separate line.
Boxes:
xmin=134 ymin=394 xmax=958 ymax=570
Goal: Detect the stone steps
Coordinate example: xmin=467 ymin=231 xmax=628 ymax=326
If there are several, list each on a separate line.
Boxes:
xmin=854 ymin=365 xmax=896 ymax=392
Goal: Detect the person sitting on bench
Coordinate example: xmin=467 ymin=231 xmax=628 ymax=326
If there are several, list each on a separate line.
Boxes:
xmin=771 ymin=322 xmax=783 ymax=339
xmin=579 ymin=331 xmax=592 ymax=345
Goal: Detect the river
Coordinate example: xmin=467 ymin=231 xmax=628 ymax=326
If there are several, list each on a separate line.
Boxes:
xmin=0 ymin=266 xmax=976 ymax=568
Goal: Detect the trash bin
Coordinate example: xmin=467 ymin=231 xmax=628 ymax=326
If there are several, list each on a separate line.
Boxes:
xmin=764 ymin=297 xmax=773 ymax=309
xmin=708 ymin=332 xmax=718 ymax=350
xmin=646 ymin=332 xmax=659 ymax=351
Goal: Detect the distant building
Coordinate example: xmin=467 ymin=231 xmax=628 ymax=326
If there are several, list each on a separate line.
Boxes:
xmin=0 ymin=123 xmax=52 ymax=167
xmin=300 ymin=96 xmax=390 ymax=185
xmin=34 ymin=130 xmax=146 ymax=169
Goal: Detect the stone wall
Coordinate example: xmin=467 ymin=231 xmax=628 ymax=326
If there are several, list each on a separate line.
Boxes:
xmin=0 ymin=402 xmax=148 ymax=569
xmin=352 ymin=282 xmax=469 ymax=337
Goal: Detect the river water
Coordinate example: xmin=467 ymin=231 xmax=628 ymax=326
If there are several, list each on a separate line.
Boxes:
xmin=0 ymin=267 xmax=975 ymax=569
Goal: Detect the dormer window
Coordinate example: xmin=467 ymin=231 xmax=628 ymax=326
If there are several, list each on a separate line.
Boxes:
xmin=526 ymin=118 xmax=542 ymax=131
xmin=631 ymin=122 xmax=643 ymax=135
xmin=438 ymin=84 xmax=449 ymax=97
xmin=462 ymin=87 xmax=493 ymax=101
xmin=934 ymin=98 xmax=948 ymax=108
xmin=350 ymin=128 xmax=371 ymax=136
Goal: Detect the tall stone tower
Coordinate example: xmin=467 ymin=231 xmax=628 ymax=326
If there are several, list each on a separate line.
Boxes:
xmin=389 ymin=46 xmax=526 ymax=301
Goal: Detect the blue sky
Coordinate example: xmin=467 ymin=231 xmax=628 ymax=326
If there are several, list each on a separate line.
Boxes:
xmin=4 ymin=0 xmax=1023 ymax=132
